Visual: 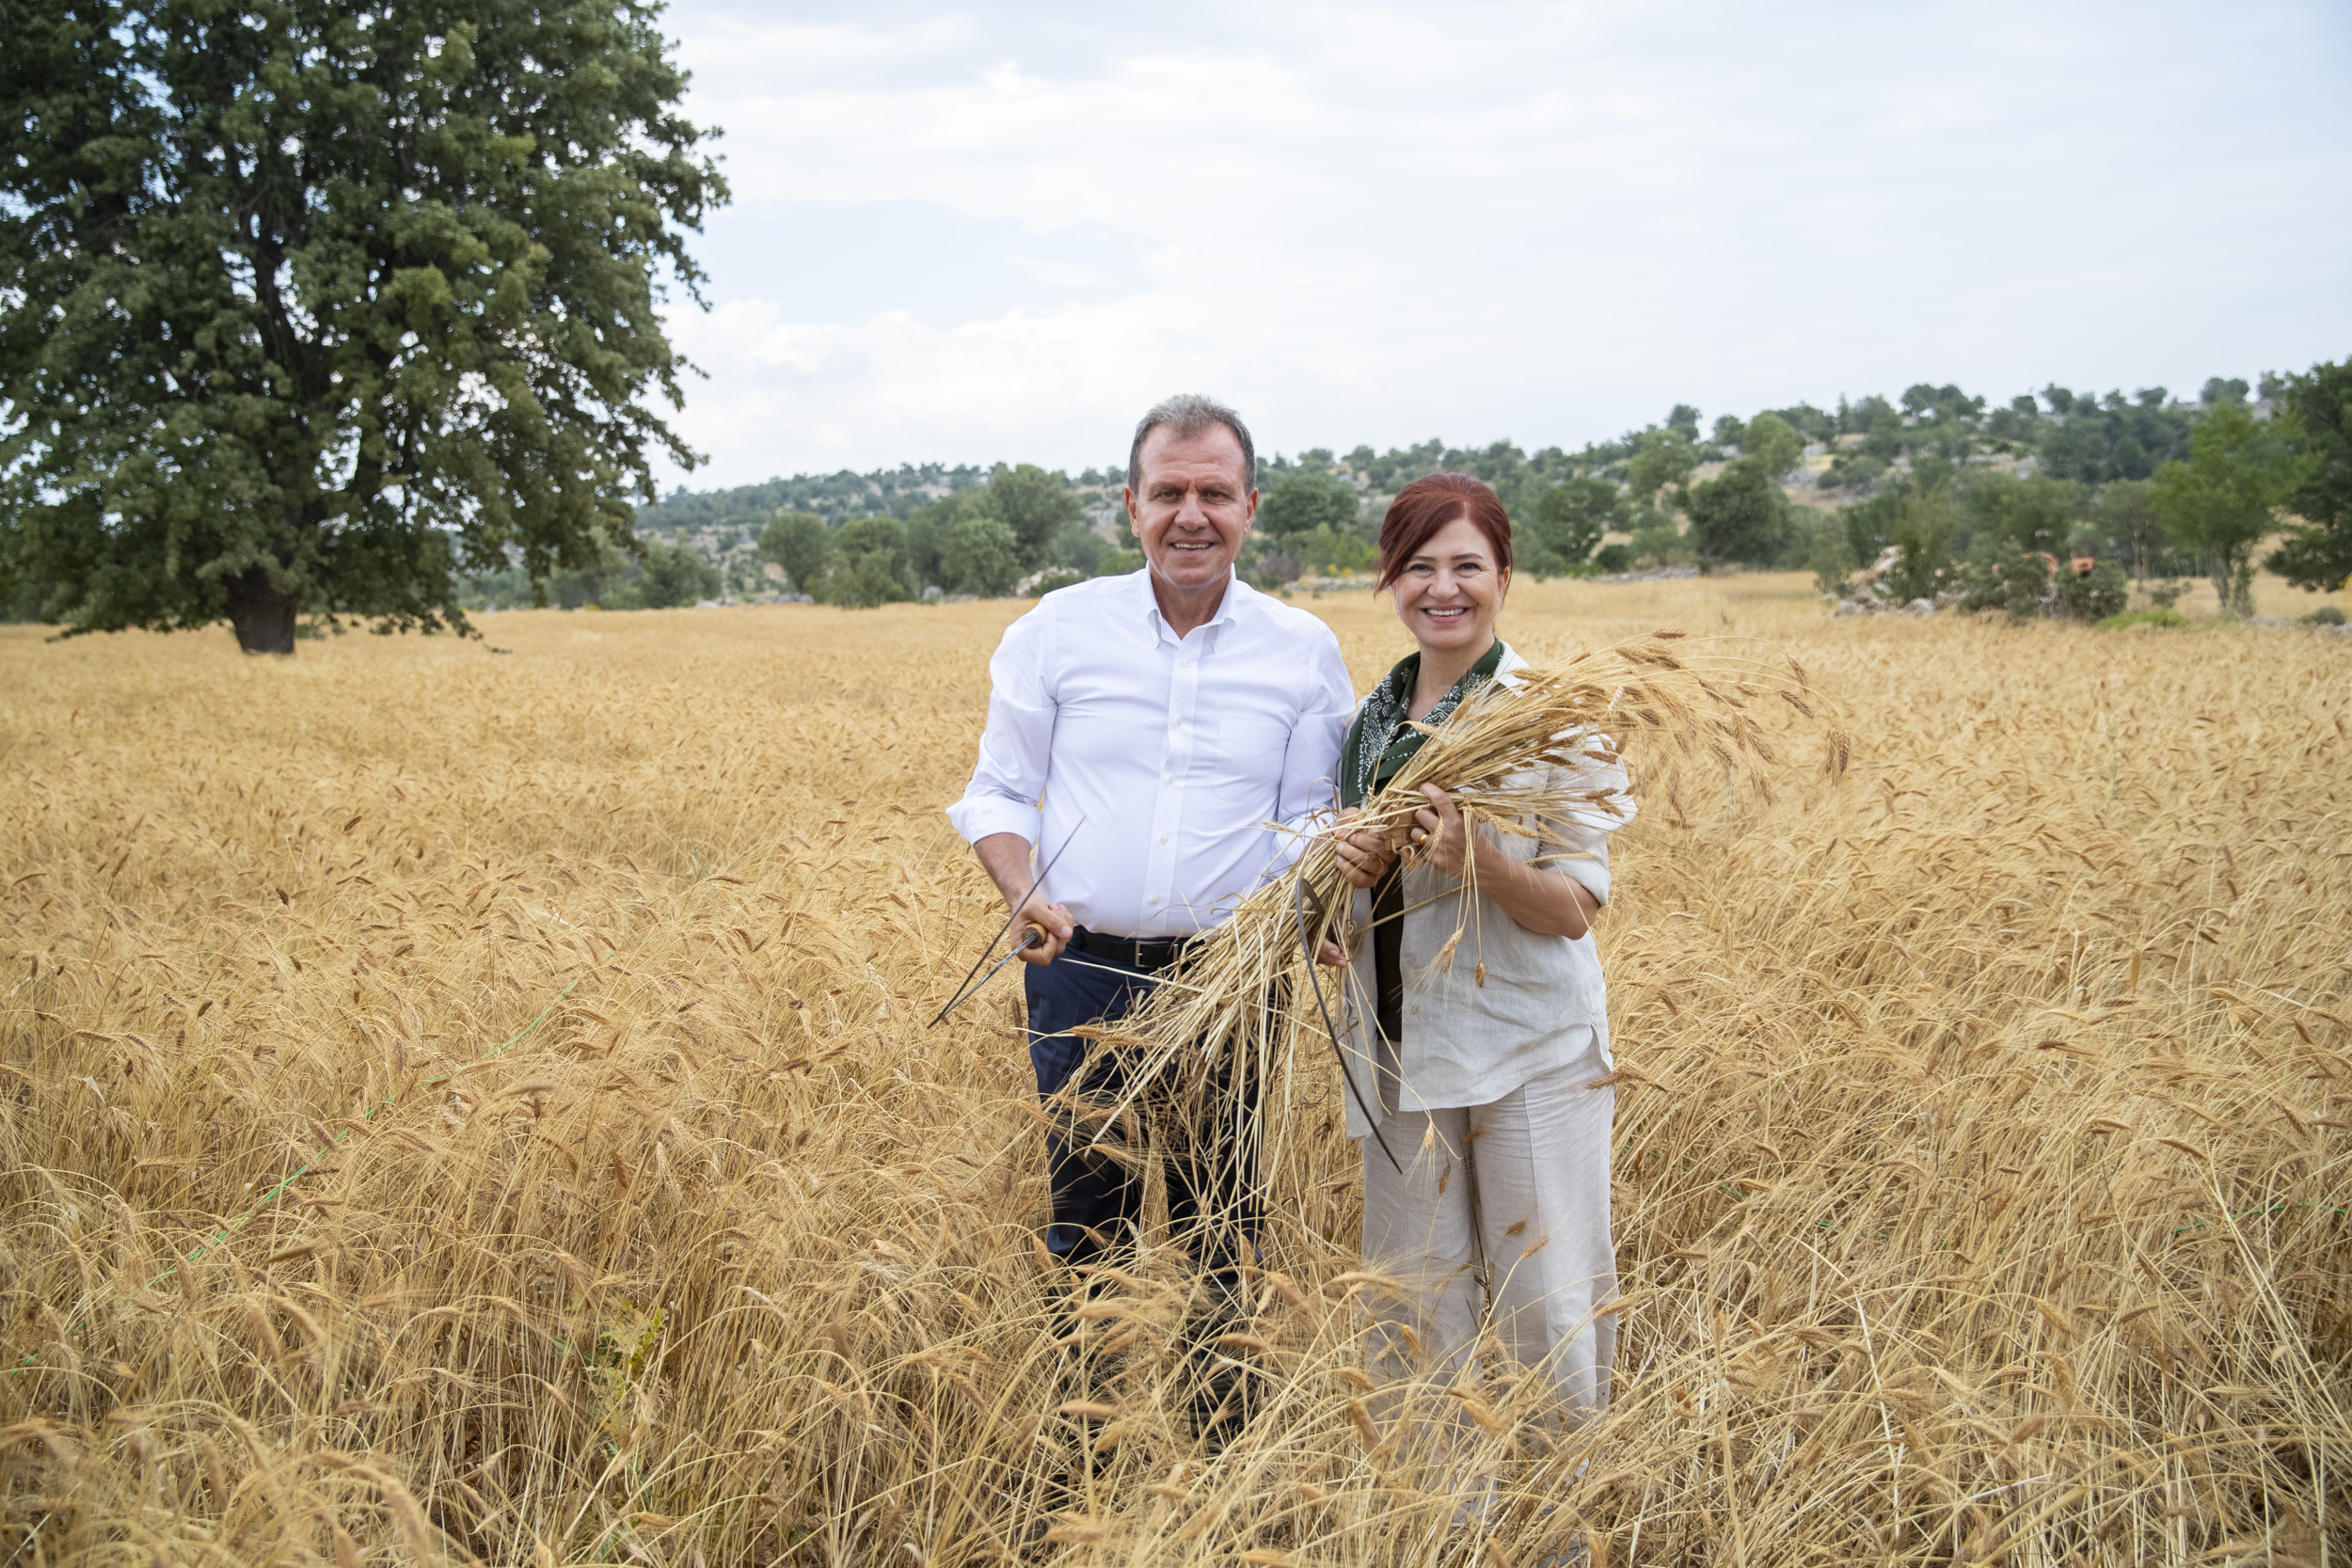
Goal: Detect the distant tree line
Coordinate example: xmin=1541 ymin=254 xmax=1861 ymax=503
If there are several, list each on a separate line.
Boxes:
xmin=469 ymin=358 xmax=2341 ymax=616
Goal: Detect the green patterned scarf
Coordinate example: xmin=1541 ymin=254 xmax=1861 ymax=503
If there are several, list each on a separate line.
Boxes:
xmin=1337 ymin=637 xmax=1506 ymax=809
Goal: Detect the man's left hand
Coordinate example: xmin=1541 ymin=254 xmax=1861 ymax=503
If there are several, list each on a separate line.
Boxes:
xmin=1331 ymin=806 xmax=1395 ymax=890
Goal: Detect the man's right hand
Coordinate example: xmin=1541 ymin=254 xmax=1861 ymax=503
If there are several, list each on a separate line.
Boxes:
xmin=1008 ymin=891 xmax=1074 ymax=965
xmin=975 ymin=832 xmax=1074 ymax=964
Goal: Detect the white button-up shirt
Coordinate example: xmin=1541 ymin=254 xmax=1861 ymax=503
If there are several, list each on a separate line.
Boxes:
xmin=946 ymin=570 xmax=1355 ymax=938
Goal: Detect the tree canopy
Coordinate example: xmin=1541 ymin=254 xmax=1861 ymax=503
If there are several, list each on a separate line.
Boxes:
xmin=1627 ymin=429 xmax=1697 ymax=503
xmin=1739 ymin=414 xmax=1804 ymax=477
xmin=757 ymin=512 xmax=830 ymax=594
xmin=1258 ymin=471 xmax=1360 ymax=538
xmin=825 ymin=517 xmax=911 ymax=608
xmin=1685 ymin=458 xmax=1790 ymax=568
xmin=988 ymin=464 xmax=1082 ymax=568
xmin=2152 ymin=402 xmax=2312 ymax=614
xmin=2265 ymin=359 xmax=2352 ymax=594
xmin=939 ymin=514 xmax=1021 ymax=596
xmin=1529 ymin=476 xmax=1622 ymax=569
xmin=0 ymin=0 xmax=724 ymax=652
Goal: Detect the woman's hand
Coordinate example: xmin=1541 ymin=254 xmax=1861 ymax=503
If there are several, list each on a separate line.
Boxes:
xmin=1408 ymin=784 xmax=1599 ymax=939
xmin=1331 ymin=806 xmax=1396 ymax=891
xmin=1410 ymin=784 xmax=1470 ymax=877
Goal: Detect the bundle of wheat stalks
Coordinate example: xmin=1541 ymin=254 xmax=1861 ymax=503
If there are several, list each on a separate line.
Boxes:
xmin=1081 ymin=632 xmax=1842 ymax=1188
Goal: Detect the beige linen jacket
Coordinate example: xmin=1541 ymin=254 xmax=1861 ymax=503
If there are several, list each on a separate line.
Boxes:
xmin=1339 ymin=643 xmax=1634 ymax=1140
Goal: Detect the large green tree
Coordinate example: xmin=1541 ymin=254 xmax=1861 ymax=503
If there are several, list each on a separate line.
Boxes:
xmin=2151 ymin=401 xmax=2311 ymax=614
xmin=2264 ymin=359 xmax=2352 ymax=594
xmin=939 ymin=514 xmax=1020 ymax=596
xmin=1530 ymin=475 xmax=1623 ymax=567
xmin=2090 ymin=479 xmax=2170 ymax=581
xmin=617 ymin=536 xmax=717 ymax=609
xmin=757 ymin=511 xmax=830 ymax=594
xmin=821 ymin=516 xmax=910 ymax=608
xmin=0 ymin=0 xmax=723 ymax=653
xmin=1684 ymin=458 xmax=1790 ymax=569
xmin=1626 ymin=428 xmax=1696 ymax=505
xmin=1258 ymin=471 xmax=1359 ymax=538
xmin=988 ymin=464 xmax=1081 ymax=568
xmin=1739 ymin=413 xmax=1804 ymax=477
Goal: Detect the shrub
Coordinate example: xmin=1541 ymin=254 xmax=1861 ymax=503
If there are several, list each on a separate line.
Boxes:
xmin=1594 ymin=543 xmax=1634 ymax=574
xmin=1957 ymin=549 xmax=2051 ymax=618
xmin=2055 ymin=561 xmax=2130 ymax=621
xmin=1628 ymin=517 xmax=1689 ymax=568
xmin=1807 ymin=526 xmax=1856 ymax=598
xmin=2309 ymin=605 xmax=2347 ymax=626
xmin=1885 ymin=490 xmax=1957 ymax=604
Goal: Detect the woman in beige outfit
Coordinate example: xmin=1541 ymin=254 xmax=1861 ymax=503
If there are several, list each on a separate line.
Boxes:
xmin=1331 ymin=472 xmax=1633 ymax=1420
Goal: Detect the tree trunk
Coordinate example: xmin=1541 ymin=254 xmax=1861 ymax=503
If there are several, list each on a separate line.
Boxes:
xmin=226 ymin=567 xmax=297 ymax=655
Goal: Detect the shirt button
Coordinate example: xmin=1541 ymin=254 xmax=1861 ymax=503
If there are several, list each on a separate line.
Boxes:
xmin=1150 ymin=896 xmax=1161 ymax=906
xmin=1159 ymin=835 xmax=1168 ymax=844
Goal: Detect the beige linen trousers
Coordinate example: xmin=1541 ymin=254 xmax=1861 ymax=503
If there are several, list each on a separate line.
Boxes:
xmin=1359 ymin=1033 xmax=1618 ymax=1415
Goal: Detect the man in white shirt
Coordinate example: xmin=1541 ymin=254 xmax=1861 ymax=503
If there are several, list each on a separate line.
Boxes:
xmin=946 ymin=393 xmax=1354 ymax=1307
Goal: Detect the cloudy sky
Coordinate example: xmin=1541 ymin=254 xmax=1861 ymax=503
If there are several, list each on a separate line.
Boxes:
xmin=648 ymin=0 xmax=2352 ymax=490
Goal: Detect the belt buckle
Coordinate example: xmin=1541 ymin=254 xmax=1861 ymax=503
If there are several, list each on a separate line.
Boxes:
xmin=1132 ymin=940 xmax=1148 ymax=969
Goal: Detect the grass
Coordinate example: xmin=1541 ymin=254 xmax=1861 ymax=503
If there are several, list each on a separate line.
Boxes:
xmin=2 ymin=573 xmax=2347 ymax=1566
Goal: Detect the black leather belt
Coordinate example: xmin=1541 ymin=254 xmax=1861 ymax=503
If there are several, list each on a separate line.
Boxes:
xmin=1070 ymin=926 xmax=1201 ymax=972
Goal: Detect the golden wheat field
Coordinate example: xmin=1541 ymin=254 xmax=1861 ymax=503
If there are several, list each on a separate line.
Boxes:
xmin=2 ymin=573 xmax=2347 ymax=1568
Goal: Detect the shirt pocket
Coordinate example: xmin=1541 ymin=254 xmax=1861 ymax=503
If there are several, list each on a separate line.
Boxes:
xmin=1203 ymin=718 xmax=1292 ymax=808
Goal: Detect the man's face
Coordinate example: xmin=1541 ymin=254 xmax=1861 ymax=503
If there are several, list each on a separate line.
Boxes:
xmin=1125 ymin=425 xmax=1257 ymax=596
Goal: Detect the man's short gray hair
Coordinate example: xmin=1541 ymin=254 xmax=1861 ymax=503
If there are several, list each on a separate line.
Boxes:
xmin=1127 ymin=393 xmax=1257 ymax=494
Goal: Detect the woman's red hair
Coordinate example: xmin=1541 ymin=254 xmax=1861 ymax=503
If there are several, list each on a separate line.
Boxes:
xmin=1375 ymin=472 xmax=1514 ymax=589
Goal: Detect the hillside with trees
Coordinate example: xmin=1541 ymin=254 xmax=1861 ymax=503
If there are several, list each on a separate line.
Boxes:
xmin=442 ymin=361 xmax=2344 ymax=618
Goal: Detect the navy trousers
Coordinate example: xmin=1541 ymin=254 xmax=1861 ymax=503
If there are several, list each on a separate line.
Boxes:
xmin=1024 ymin=947 xmax=1263 ymax=1275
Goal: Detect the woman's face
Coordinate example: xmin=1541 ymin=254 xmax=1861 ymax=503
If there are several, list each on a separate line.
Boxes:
xmin=1390 ymin=513 xmax=1507 ymax=657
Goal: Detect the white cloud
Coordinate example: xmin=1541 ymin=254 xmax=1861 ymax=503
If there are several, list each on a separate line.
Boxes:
xmin=653 ymin=0 xmax=2352 ymax=484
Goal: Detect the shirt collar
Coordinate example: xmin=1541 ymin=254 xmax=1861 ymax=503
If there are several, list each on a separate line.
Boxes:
xmin=1140 ymin=568 xmax=1243 ymax=645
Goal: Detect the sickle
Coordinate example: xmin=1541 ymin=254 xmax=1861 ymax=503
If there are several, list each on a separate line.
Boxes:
xmin=1295 ymin=872 xmax=1402 ymax=1174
